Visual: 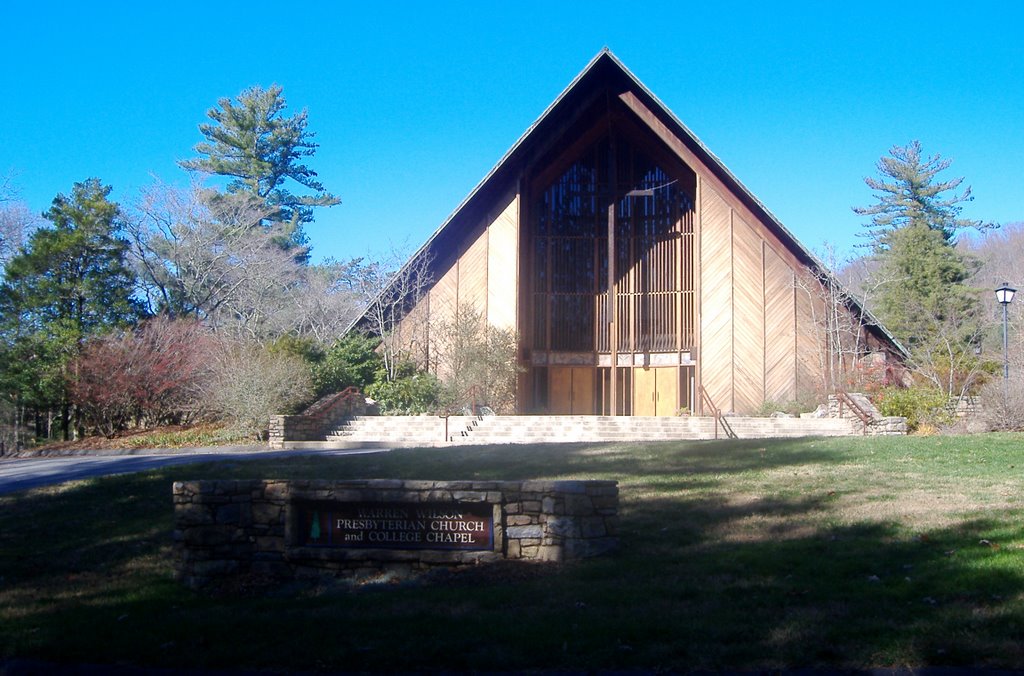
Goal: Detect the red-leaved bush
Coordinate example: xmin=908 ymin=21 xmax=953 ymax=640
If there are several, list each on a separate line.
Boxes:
xmin=70 ymin=317 xmax=217 ymax=436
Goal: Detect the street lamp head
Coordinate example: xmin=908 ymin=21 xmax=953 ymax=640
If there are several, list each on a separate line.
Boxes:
xmin=995 ymin=282 xmax=1016 ymax=306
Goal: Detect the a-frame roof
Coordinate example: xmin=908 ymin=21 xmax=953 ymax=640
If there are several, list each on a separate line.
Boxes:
xmin=350 ymin=49 xmax=907 ymax=358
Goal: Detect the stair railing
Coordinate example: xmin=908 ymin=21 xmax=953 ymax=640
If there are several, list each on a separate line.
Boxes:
xmin=698 ymin=386 xmax=737 ymax=440
xmin=835 ymin=390 xmax=873 ymax=435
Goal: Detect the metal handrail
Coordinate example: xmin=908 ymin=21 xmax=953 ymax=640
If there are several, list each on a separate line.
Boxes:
xmin=698 ymin=386 xmax=737 ymax=440
xmin=835 ymin=390 xmax=872 ymax=434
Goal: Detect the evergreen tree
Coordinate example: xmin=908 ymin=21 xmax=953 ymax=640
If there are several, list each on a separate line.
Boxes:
xmin=874 ymin=223 xmax=978 ymax=347
xmin=855 ymin=142 xmax=989 ymax=397
xmin=0 ymin=179 xmax=143 ymax=439
xmin=855 ymin=140 xmax=987 ymax=245
xmin=179 ymin=85 xmax=340 ymax=253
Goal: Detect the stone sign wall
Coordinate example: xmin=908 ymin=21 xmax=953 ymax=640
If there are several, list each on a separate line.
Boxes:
xmin=173 ymin=479 xmax=618 ymax=588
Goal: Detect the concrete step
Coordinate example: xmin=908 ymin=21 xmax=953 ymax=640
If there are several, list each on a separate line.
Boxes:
xmin=314 ymin=414 xmax=858 ymax=445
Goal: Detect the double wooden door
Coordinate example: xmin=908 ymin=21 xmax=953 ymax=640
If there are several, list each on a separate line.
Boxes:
xmin=549 ymin=367 xmax=595 ymax=415
xmin=550 ymin=366 xmax=680 ymax=416
xmin=633 ymin=367 xmax=678 ymax=416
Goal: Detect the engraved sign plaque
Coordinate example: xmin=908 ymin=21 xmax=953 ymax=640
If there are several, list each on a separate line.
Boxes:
xmin=299 ymin=502 xmax=493 ymax=551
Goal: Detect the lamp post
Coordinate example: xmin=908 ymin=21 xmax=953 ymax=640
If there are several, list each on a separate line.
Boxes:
xmin=995 ymin=282 xmax=1016 ymax=395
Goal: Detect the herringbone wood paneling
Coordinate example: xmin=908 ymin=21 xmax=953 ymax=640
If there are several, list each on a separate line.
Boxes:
xmin=487 ymin=196 xmax=518 ymax=331
xmin=429 ymin=264 xmax=459 ymax=329
xmin=699 ymin=186 xmax=733 ymax=411
xmin=731 ymin=215 xmax=764 ymax=414
xmin=764 ymin=245 xmax=796 ymax=403
xmin=395 ymin=299 xmax=429 ymax=366
xmin=796 ymin=281 xmax=825 ymax=396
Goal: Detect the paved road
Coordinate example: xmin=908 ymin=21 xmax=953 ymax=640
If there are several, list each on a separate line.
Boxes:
xmin=0 ymin=447 xmax=388 ymax=495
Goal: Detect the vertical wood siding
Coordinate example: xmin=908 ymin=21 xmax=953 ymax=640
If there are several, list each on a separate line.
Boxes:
xmin=429 ymin=263 xmax=460 ymax=327
xmin=699 ymin=185 xmax=826 ymax=414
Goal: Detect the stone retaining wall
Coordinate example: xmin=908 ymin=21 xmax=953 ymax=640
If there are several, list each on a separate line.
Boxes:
xmin=173 ymin=479 xmax=618 ymax=588
xmin=267 ymin=415 xmax=321 ymax=446
xmin=268 ymin=389 xmax=366 ymax=448
xmin=827 ymin=394 xmax=908 ymax=436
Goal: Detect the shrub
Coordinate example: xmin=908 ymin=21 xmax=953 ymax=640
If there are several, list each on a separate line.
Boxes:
xmin=70 ymin=317 xmax=216 ymax=436
xmin=268 ymin=334 xmax=324 ymax=365
xmin=978 ymin=375 xmax=1024 ymax=431
xmin=200 ymin=340 xmax=313 ymax=441
xmin=873 ymin=386 xmax=951 ymax=432
xmin=366 ymin=372 xmax=442 ymax=415
xmin=754 ymin=399 xmax=817 ymax=417
xmin=312 ymin=332 xmax=383 ymax=398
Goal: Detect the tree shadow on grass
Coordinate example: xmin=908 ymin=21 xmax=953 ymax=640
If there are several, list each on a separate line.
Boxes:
xmin=1 ymin=437 xmax=1022 ymax=671
xmin=609 ymin=493 xmax=1024 ymax=669
xmin=373 ymin=435 xmax=851 ymax=483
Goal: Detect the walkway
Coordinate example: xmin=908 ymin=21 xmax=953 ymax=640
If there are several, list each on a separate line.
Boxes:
xmin=0 ymin=447 xmax=387 ymax=495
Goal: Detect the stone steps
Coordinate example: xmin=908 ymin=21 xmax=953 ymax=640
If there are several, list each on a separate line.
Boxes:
xmin=316 ymin=415 xmax=855 ymax=446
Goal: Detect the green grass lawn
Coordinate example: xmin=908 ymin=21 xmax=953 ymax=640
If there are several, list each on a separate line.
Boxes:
xmin=2 ymin=434 xmax=1023 ymax=672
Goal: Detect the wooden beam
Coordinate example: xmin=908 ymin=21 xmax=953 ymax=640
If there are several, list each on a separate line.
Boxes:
xmin=617 ymin=90 xmax=807 ymax=274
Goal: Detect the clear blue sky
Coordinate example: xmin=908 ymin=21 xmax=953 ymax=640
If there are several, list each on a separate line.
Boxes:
xmin=5 ymin=1 xmax=1022 ymax=265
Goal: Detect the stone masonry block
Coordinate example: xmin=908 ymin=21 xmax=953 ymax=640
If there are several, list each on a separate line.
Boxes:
xmin=451 ymin=491 xmax=488 ymax=502
xmin=581 ymin=517 xmax=608 ymax=538
xmin=507 ymin=525 xmax=543 ymax=539
xmin=564 ymin=495 xmax=595 ymax=515
xmin=215 ymin=503 xmax=241 ymax=524
xmin=176 ymin=504 xmax=214 ymax=527
xmin=548 ymin=518 xmax=581 ymax=536
xmin=183 ymin=527 xmax=232 ymax=547
xmin=255 ymin=536 xmax=285 ymax=553
xmin=537 ymin=545 xmax=564 ymax=563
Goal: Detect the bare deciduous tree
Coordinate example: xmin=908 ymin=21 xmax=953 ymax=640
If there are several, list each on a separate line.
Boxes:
xmin=0 ymin=175 xmax=41 ymax=274
xmin=127 ymin=181 xmax=278 ymax=319
xmin=0 ymin=202 xmax=40 ymax=274
xmin=273 ymin=258 xmax=364 ymax=345
xmin=963 ymin=222 xmax=1024 ymax=370
xmin=352 ymin=246 xmax=433 ymax=381
xmin=905 ymin=306 xmax=990 ymax=401
xmin=430 ymin=303 xmax=519 ymax=414
xmin=795 ymin=245 xmax=896 ymax=394
xmin=127 ymin=181 xmax=362 ymax=344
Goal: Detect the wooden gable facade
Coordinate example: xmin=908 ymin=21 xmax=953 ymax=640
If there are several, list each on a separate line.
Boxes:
xmin=381 ymin=50 xmax=903 ymax=416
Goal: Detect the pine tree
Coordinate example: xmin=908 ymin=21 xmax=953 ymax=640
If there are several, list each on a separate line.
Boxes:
xmin=854 ymin=142 xmax=989 ymax=397
xmin=855 ymin=140 xmax=987 ymax=245
xmin=0 ymin=179 xmax=143 ymax=438
xmin=874 ymin=223 xmax=978 ymax=346
xmin=179 ymin=85 xmax=340 ymax=253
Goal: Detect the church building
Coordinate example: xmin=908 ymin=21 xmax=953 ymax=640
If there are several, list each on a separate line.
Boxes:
xmin=365 ymin=50 xmax=903 ymax=416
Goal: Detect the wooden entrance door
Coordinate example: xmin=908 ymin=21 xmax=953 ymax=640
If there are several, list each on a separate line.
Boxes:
xmin=633 ymin=367 xmax=678 ymax=416
xmin=550 ymin=367 xmax=595 ymax=414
